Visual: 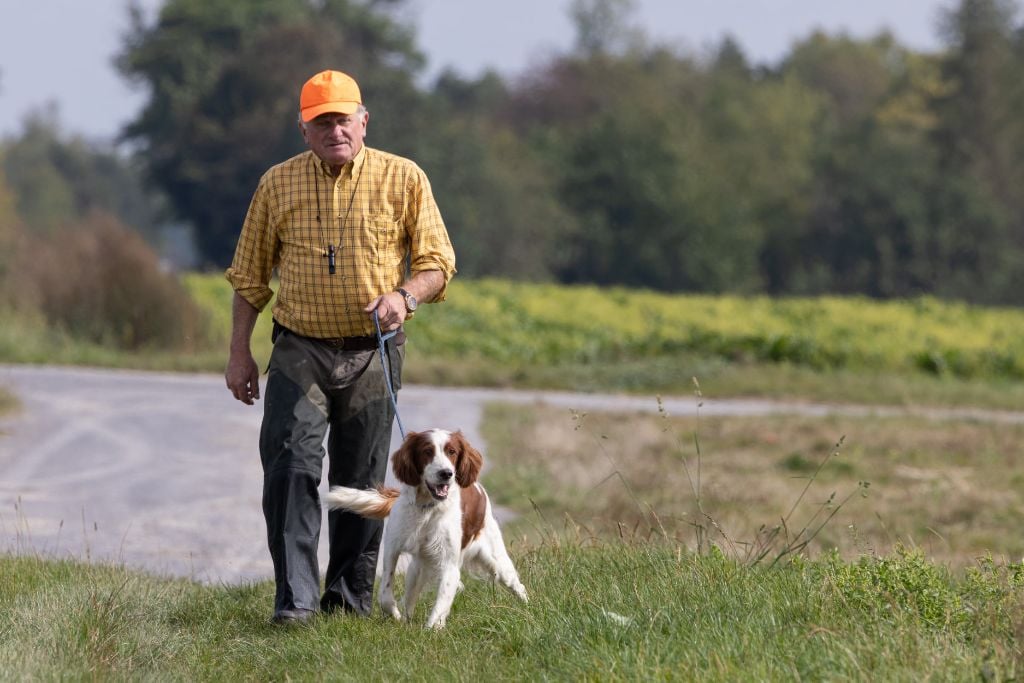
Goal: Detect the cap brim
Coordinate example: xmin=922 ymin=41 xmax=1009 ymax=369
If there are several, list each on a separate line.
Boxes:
xmin=301 ymin=101 xmax=360 ymax=122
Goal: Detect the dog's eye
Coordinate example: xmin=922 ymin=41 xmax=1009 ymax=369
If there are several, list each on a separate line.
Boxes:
xmin=445 ymin=447 xmax=456 ymax=456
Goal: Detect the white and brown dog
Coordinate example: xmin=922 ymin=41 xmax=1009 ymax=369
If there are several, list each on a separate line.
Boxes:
xmin=324 ymin=429 xmax=528 ymax=629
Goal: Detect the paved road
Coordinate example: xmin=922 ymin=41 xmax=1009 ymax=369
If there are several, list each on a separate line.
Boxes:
xmin=2 ymin=364 xmax=1022 ymax=585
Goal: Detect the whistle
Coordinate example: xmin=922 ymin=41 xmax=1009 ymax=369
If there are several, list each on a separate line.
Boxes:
xmin=325 ymin=244 xmax=336 ymax=274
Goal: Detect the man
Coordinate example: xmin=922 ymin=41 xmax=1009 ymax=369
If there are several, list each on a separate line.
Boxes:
xmin=224 ymin=69 xmax=456 ymax=625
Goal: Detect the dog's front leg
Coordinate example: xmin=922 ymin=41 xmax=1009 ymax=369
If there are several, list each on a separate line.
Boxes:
xmin=402 ymin=558 xmax=426 ymax=622
xmin=378 ymin=539 xmax=403 ymax=622
xmin=425 ymin=565 xmax=461 ymax=630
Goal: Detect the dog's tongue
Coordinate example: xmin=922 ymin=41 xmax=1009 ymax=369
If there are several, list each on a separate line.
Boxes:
xmin=436 ymin=484 xmax=450 ymax=498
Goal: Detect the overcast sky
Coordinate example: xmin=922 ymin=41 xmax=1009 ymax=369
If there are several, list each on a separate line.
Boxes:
xmin=0 ymin=0 xmax=959 ymax=142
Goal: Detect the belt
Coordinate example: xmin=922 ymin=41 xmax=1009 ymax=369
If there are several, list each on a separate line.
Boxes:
xmin=316 ymin=333 xmax=399 ymax=351
xmin=274 ymin=321 xmax=404 ymax=350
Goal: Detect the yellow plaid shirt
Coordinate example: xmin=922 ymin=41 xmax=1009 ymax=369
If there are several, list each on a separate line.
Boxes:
xmin=225 ymin=146 xmax=456 ymax=338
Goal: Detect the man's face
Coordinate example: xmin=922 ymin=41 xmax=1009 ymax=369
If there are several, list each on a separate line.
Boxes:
xmin=301 ymin=110 xmax=369 ymax=169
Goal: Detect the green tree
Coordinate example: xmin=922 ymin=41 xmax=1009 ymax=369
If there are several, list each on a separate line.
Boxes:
xmin=117 ymin=0 xmax=426 ymax=267
xmin=770 ymin=33 xmax=917 ymax=294
xmin=419 ymin=72 xmax=576 ymax=281
xmin=797 ymin=120 xmax=1010 ymax=299
xmin=0 ymin=162 xmax=26 ymax=307
xmin=570 ymin=0 xmax=643 ymax=57
xmin=935 ymin=0 xmax=1022 ymax=202
xmin=2 ymin=114 xmax=75 ymax=235
xmin=1 ymin=112 xmax=165 ymax=239
xmin=513 ymin=35 xmax=830 ymax=293
xmin=543 ymin=50 xmax=767 ymax=291
xmin=776 ymin=21 xmax=1022 ymax=304
xmin=930 ymin=0 xmax=1024 ymax=301
xmin=783 ymin=32 xmax=900 ymax=127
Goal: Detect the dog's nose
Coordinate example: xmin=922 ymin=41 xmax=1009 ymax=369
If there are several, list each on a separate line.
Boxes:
xmin=438 ymin=468 xmax=454 ymax=481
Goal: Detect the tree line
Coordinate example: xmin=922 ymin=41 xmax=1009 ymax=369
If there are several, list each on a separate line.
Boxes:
xmin=3 ymin=0 xmax=1023 ymax=306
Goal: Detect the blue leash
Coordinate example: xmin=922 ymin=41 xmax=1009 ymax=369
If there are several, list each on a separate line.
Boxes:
xmin=373 ymin=310 xmax=406 ymax=439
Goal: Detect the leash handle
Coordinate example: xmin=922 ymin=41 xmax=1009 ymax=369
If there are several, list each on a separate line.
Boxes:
xmin=373 ymin=309 xmax=406 ymax=439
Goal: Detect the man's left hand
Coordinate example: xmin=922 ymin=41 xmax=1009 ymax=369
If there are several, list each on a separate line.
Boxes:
xmin=364 ymin=292 xmax=407 ymax=331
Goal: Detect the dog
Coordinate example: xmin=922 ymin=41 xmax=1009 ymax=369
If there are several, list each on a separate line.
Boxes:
xmin=324 ymin=429 xmax=528 ymax=629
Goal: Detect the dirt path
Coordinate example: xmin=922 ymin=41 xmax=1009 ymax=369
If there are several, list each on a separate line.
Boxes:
xmin=2 ymin=364 xmax=1021 ymax=585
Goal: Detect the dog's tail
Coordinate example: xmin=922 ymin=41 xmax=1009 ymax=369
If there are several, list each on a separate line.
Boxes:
xmin=324 ymin=485 xmax=399 ymax=519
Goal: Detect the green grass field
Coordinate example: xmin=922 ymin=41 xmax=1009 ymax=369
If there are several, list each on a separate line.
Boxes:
xmin=2 ymin=542 xmax=1021 ymax=680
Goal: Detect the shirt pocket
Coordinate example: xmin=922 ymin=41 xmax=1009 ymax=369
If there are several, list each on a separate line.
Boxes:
xmin=362 ymin=213 xmax=404 ymax=268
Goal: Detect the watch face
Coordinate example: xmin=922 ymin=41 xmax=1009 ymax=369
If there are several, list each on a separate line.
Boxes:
xmin=400 ymin=289 xmax=418 ymax=311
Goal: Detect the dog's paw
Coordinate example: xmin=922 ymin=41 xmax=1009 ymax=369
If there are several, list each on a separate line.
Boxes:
xmin=380 ymin=597 xmax=402 ymax=622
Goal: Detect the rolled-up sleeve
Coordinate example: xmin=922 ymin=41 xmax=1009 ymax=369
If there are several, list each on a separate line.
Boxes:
xmin=405 ymin=166 xmax=456 ymax=301
xmin=225 ymin=177 xmax=277 ymax=311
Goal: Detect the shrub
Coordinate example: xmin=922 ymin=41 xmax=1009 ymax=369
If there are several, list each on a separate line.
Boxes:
xmin=0 ymin=168 xmax=27 ymax=310
xmin=15 ymin=212 xmax=202 ymax=350
xmin=820 ymin=547 xmax=966 ymax=629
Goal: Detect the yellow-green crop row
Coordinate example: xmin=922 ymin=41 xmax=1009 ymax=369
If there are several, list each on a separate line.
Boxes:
xmin=183 ymin=275 xmax=1024 ymax=379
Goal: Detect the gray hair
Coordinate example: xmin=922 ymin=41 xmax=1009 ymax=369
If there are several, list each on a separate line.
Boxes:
xmin=298 ymin=104 xmax=368 ymax=126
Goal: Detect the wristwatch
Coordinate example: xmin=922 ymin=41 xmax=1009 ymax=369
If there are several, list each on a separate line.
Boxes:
xmin=397 ymin=288 xmax=418 ymax=316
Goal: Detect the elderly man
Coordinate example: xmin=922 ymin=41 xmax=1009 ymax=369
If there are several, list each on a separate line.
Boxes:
xmin=225 ymin=69 xmax=456 ymax=625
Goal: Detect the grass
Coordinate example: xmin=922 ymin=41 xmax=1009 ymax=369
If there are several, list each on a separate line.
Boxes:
xmin=6 ymin=380 xmax=1021 ymax=679
xmin=4 ymin=276 xmax=1024 ymax=677
xmin=479 ymin=400 xmax=1024 ymax=568
xmin=0 ymin=309 xmax=239 ymax=373
xmin=0 ymin=387 xmax=17 ymax=416
xmin=0 ymin=385 xmax=19 ymax=438
xmin=2 ymin=542 xmax=1021 ymax=680
xmin=405 ymin=347 xmax=1024 ymax=411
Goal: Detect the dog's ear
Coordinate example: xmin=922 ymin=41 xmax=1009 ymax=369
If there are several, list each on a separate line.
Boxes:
xmin=452 ymin=431 xmax=483 ymax=487
xmin=392 ymin=431 xmax=422 ymax=486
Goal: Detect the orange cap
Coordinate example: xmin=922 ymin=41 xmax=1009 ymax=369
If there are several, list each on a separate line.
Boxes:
xmin=299 ymin=70 xmax=362 ymax=122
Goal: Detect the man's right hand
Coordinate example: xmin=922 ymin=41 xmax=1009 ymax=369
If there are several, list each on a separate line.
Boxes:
xmin=226 ymin=292 xmax=262 ymax=405
xmin=225 ymin=350 xmax=261 ymax=405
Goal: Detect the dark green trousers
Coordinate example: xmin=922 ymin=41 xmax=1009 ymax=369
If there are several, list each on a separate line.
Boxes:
xmin=259 ymin=326 xmax=403 ymax=616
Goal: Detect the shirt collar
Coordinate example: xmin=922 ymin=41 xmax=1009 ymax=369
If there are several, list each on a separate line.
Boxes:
xmin=316 ymin=145 xmax=367 ymax=180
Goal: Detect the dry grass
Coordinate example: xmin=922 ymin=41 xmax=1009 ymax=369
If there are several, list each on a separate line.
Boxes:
xmin=0 ymin=387 xmax=17 ymax=415
xmin=482 ymin=401 xmax=1024 ymax=567
xmin=0 ymin=387 xmax=18 ymax=437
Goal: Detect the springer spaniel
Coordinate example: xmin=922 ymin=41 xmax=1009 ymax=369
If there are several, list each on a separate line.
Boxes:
xmin=324 ymin=429 xmax=528 ymax=629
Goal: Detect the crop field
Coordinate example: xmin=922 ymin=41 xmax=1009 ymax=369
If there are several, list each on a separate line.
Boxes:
xmin=176 ymin=274 xmax=1024 ymax=376
xmin=411 ymin=280 xmax=1024 ymax=377
xmin=177 ymin=275 xmax=1024 ymax=407
xmin=4 ymin=274 xmax=1024 ymax=409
